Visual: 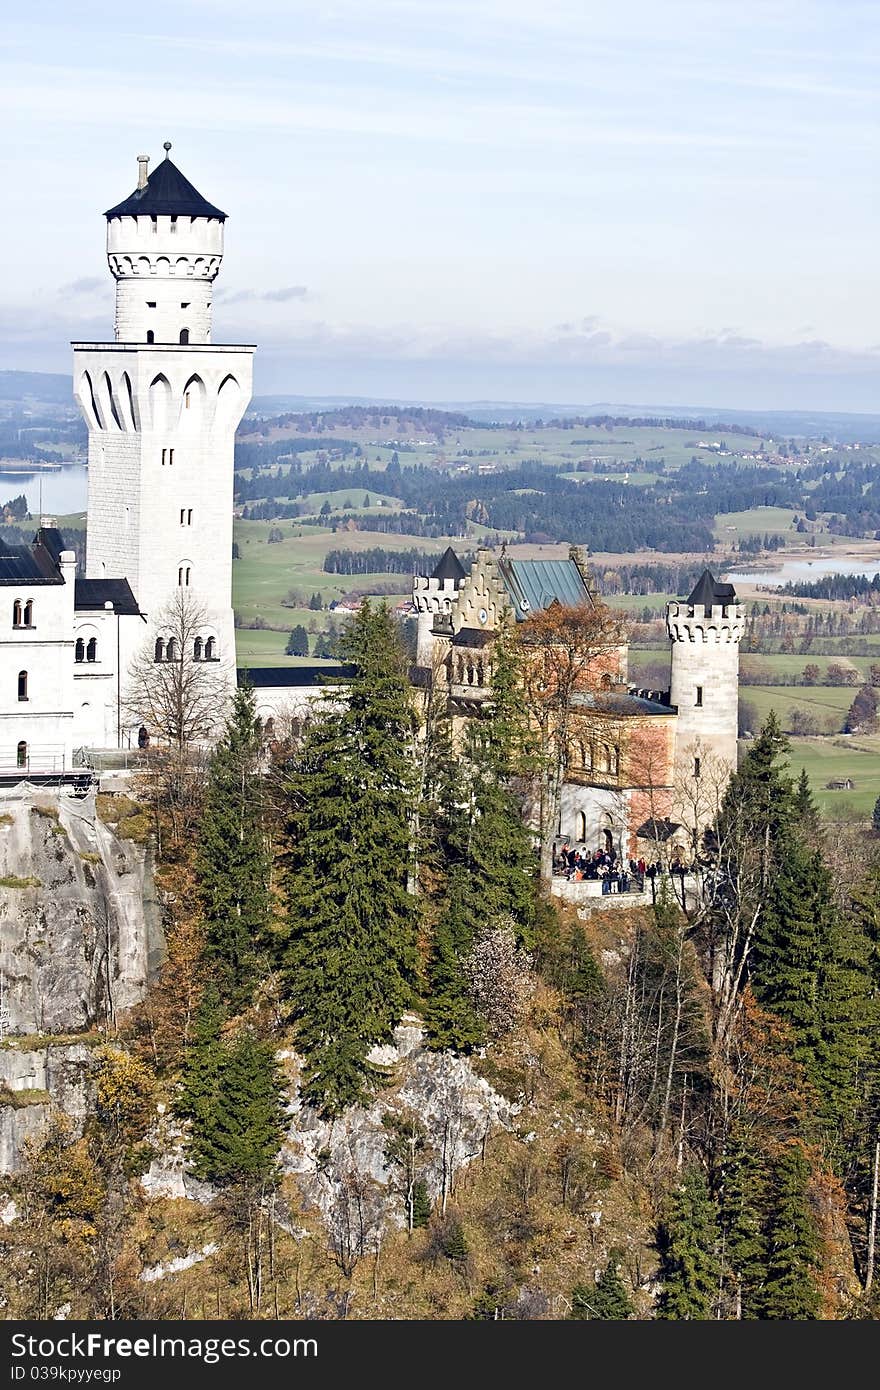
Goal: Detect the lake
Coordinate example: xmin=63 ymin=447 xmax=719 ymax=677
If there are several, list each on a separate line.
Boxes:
xmin=0 ymin=464 xmax=88 ymax=518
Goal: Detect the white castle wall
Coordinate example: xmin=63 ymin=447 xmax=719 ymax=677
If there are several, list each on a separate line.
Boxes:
xmin=0 ymin=554 xmax=76 ymax=772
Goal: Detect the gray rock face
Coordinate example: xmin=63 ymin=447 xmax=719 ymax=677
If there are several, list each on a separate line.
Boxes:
xmin=0 ymin=785 xmax=161 ymax=1035
xmin=0 ymin=785 xmax=163 ymax=1173
xmin=0 ymin=1044 xmax=93 ymax=1173
xmin=281 ymin=1018 xmax=516 ymax=1247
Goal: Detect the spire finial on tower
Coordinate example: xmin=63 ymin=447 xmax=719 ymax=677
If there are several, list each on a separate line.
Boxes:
xmin=163 ymin=141 xmax=172 ymax=157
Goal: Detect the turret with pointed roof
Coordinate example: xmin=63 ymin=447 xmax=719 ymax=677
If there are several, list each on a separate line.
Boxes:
xmin=103 ymin=144 xmax=227 ymax=345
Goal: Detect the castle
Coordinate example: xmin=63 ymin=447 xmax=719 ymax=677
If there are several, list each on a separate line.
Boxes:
xmin=0 ymin=146 xmax=743 ymax=851
xmin=411 ymin=547 xmax=743 ymax=861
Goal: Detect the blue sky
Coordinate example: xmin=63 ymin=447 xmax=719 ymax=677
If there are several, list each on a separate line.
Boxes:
xmin=3 ymin=0 xmax=880 ymax=410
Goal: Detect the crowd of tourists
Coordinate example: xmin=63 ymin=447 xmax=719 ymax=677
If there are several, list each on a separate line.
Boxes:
xmin=553 ymin=843 xmax=691 ymax=895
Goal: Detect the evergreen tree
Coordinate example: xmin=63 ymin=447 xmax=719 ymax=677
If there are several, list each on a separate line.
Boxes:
xmin=717 ymin=1131 xmax=771 ymax=1319
xmin=873 ymin=794 xmax=880 ymax=835
xmin=195 ymin=685 xmax=270 ymax=1008
xmin=411 ymin=1178 xmax=431 ymax=1228
xmin=285 ymin=625 xmax=310 ymax=656
xmin=180 ymin=1030 xmax=286 ymax=1187
xmin=280 ymin=602 xmax=418 ymax=1115
xmin=656 ymin=1167 xmax=720 ymax=1319
xmin=751 ymin=768 xmax=875 ymax=1153
xmin=570 ymin=1258 xmax=634 ymax=1319
xmin=424 ymin=631 xmax=540 ymax=1051
xmin=754 ymin=1143 xmax=820 ymax=1319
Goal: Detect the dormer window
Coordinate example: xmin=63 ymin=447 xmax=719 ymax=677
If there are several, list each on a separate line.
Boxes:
xmin=147 ymin=301 xmax=156 ymax=309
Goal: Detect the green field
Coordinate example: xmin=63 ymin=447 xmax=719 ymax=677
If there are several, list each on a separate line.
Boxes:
xmin=778 ymin=735 xmax=880 ymax=816
xmin=741 ymin=685 xmax=853 ymax=732
xmin=712 ymin=507 xmax=802 ymax=541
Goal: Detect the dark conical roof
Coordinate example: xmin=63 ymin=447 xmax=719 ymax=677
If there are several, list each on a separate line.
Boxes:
xmin=432 ymin=547 xmax=466 ymax=583
xmin=105 ymin=154 xmax=226 ymax=221
xmin=686 ymin=569 xmax=737 ymax=607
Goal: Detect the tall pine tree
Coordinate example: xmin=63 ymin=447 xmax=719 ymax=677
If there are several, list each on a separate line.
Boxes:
xmin=754 ymin=1143 xmax=821 ymax=1319
xmin=425 ymin=628 xmax=541 ymax=1051
xmin=280 ymin=602 xmax=419 ymax=1114
xmin=656 ymin=1166 xmax=720 ymax=1319
xmin=196 ymin=684 xmax=270 ymax=1008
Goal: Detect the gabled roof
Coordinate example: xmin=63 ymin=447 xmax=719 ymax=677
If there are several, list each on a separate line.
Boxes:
xmin=686 ymin=569 xmax=737 ymax=608
xmin=105 ymin=155 xmax=226 ymax=221
xmin=0 ymin=532 xmax=64 ymax=585
xmin=498 ymin=556 xmax=592 ymax=619
xmin=74 ymin=578 xmax=141 ymax=616
xmin=432 ymin=547 xmax=466 ymax=583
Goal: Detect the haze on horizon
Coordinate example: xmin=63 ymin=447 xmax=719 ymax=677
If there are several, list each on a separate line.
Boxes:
xmin=2 ymin=0 xmax=878 ymax=413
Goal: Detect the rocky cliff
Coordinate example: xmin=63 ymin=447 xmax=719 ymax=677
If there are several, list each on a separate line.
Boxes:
xmin=0 ymin=783 xmax=163 ymax=1172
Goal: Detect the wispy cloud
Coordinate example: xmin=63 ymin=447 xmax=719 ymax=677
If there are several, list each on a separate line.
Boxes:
xmin=214 ymin=285 xmax=310 ymax=305
xmin=59 ymin=277 xmax=105 ymax=295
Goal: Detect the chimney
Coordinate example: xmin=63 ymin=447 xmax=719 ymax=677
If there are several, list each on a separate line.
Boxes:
xmin=137 ymin=155 xmax=150 ymax=189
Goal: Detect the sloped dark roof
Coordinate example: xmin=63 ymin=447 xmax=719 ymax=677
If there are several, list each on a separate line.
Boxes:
xmin=34 ymin=527 xmax=66 ymax=564
xmin=105 ymin=156 xmax=226 ymax=221
xmin=686 ymin=569 xmax=737 ymax=608
xmin=498 ymin=556 xmax=592 ymax=619
xmin=635 ymin=817 xmax=682 ymax=842
xmin=74 ymin=578 xmax=141 ymax=615
xmin=238 ymin=664 xmax=355 ymax=689
xmin=451 ymin=627 xmax=493 ymax=648
xmin=431 ymin=547 xmax=466 ymax=583
xmin=573 ymin=690 xmax=676 ymax=718
xmin=0 ymin=535 xmax=63 ymax=585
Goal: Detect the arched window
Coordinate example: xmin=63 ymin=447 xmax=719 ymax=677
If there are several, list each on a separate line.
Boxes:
xmin=17 ymin=670 xmax=28 ymax=701
xmin=601 ymin=744 xmax=613 ymax=774
xmin=12 ymin=600 xmax=22 ymax=627
xmin=178 ymin=565 xmax=191 ymax=587
xmin=600 ymin=672 xmax=613 ymax=691
xmin=264 ymin=716 xmax=275 ymax=739
xmin=75 ymin=638 xmax=85 ymax=663
xmin=179 ymin=328 xmax=189 ymax=344
xmin=193 ymin=636 xmax=203 ymax=660
xmin=204 ymin=636 xmax=216 ymax=660
xmin=154 ymin=638 xmax=165 ymax=662
xmin=577 ymin=811 xmax=587 ymax=842
xmin=166 ymin=638 xmax=177 ymax=661
xmin=578 ymin=741 xmax=587 ymax=769
xmin=86 ymin=637 xmax=97 ymax=663
xmin=16 ymin=740 xmax=27 ymax=768
xmin=23 ymin=601 xmax=33 ymax=626
xmin=146 ymin=330 xmax=155 ymax=344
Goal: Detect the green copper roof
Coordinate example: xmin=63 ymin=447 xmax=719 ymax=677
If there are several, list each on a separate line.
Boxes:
xmin=498 ymin=557 xmax=591 ymax=618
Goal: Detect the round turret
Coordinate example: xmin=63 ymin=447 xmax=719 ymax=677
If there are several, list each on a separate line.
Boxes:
xmin=104 ymin=146 xmax=226 ymax=346
xmin=667 ymin=569 xmax=744 ymax=782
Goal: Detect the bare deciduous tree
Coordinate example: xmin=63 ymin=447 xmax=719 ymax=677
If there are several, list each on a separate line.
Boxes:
xmin=126 ymin=589 xmax=229 ymax=752
xmin=514 ymin=600 xmax=626 ymax=882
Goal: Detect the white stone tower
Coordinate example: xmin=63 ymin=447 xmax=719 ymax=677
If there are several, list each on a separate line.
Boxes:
xmin=72 ymin=144 xmax=254 ymax=715
xmin=666 ymin=569 xmax=744 ymax=788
